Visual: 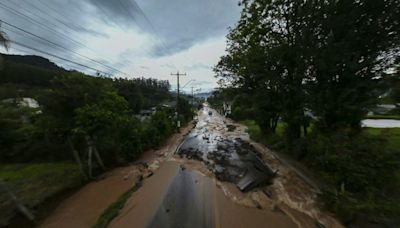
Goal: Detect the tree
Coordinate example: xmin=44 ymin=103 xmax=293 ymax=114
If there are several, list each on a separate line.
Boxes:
xmin=216 ymin=0 xmax=400 ymax=134
xmin=38 ymin=73 xmax=125 ymax=178
xmin=0 ymin=23 xmax=9 ymax=71
xmin=215 ymin=0 xmax=314 ymax=139
xmin=74 ymin=91 xmax=131 ymax=176
xmin=306 ymin=0 xmax=400 ymax=130
xmin=0 ymin=23 xmax=9 ymax=50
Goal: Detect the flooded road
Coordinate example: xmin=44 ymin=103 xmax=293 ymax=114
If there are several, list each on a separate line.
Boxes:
xmin=110 ymin=161 xmax=297 ymax=228
xmin=110 ymin=104 xmax=343 ymax=228
xmin=41 ymin=103 xmax=342 ymax=228
xmin=177 ymin=106 xmax=276 ymax=192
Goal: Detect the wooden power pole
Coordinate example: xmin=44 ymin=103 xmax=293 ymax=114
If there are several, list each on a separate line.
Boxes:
xmin=171 ymin=71 xmax=186 ymax=131
xmin=191 ymin=86 xmax=194 ymax=107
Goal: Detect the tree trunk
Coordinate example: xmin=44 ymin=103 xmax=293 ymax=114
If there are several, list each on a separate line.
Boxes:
xmin=86 ymin=136 xmax=106 ymax=173
xmin=0 ymin=180 xmax=35 ymax=222
xmin=303 ymin=125 xmax=308 ymax=137
xmin=87 ymin=141 xmax=93 ymax=179
xmin=271 ymin=116 xmax=279 ymax=133
xmin=67 ymin=137 xmax=87 ymax=180
xmin=93 ymin=146 xmax=105 ymax=171
xmin=287 ymin=123 xmax=301 ymax=139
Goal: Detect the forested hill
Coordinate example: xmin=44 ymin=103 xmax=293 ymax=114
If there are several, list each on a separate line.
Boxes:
xmin=0 ymin=53 xmax=172 ymax=110
xmin=1 ymin=53 xmax=65 ymax=71
xmin=0 ymin=50 xmax=191 ymax=164
xmin=0 ymin=53 xmax=65 ymax=86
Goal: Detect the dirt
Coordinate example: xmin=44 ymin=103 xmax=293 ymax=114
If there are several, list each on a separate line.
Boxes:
xmin=174 ymin=105 xmax=343 ymax=228
xmin=38 ymin=124 xmax=194 ymax=228
xmin=110 ymin=161 xmax=297 ymax=228
xmin=38 ymin=166 xmax=138 ymax=228
xmin=39 ymin=106 xmax=344 ymax=228
xmin=108 ymin=161 xmax=180 ymax=228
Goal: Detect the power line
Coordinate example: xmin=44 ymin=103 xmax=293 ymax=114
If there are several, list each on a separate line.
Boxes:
xmin=0 ymin=1 xmax=176 ymax=77
xmin=88 ymin=0 xmax=175 ymax=68
xmin=8 ymin=46 xmax=86 ymax=73
xmin=128 ymin=0 xmax=172 ymax=56
xmin=35 ymin=0 xmax=102 ymax=37
xmin=0 ymin=2 xmax=82 ymax=51
xmin=1 ymin=20 xmax=129 ymax=76
xmin=10 ymin=40 xmax=113 ymax=77
xmin=0 ymin=1 xmax=97 ymax=54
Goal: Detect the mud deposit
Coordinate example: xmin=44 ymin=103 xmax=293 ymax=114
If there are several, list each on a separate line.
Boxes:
xmin=177 ymin=110 xmax=276 ymax=192
xmin=176 ymin=105 xmax=343 ymax=228
xmin=111 ymin=161 xmax=297 ymax=228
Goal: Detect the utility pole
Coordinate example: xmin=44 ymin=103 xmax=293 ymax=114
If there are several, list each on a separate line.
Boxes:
xmin=191 ymin=86 xmax=194 ymax=107
xmin=171 ymin=71 xmax=186 ymax=131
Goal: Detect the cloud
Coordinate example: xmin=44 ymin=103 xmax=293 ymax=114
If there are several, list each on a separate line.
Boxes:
xmin=0 ymin=0 xmax=242 ymax=89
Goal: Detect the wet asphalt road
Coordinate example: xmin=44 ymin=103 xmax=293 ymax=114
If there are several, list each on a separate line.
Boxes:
xmin=147 ymin=104 xmax=276 ymax=227
xmin=148 ymin=168 xmax=215 ymax=228
xmin=177 ymin=104 xmax=275 ymax=192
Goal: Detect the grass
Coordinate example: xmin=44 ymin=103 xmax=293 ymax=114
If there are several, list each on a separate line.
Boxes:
xmin=241 ymin=119 xmax=400 ymax=151
xmin=241 ymin=119 xmax=400 ymax=225
xmin=92 ymin=183 xmax=142 ymax=228
xmin=240 ymin=120 xmax=285 ymax=146
xmin=0 ymin=163 xmax=83 ymax=225
xmin=365 ymin=127 xmax=400 ymax=151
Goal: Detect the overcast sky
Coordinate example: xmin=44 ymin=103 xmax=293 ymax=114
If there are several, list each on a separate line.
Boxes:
xmin=0 ymin=0 xmax=242 ymax=92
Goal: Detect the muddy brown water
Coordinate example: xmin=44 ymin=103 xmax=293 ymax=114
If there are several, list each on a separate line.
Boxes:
xmin=111 ymin=161 xmax=297 ymax=228
xmin=40 ymin=105 xmax=343 ymax=228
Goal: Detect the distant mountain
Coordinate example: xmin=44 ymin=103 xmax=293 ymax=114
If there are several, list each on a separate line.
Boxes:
xmin=1 ymin=53 xmax=65 ymax=72
xmin=195 ymin=92 xmax=213 ymax=99
xmin=0 ymin=53 xmax=66 ymax=86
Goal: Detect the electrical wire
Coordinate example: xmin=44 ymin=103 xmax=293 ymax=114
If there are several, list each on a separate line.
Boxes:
xmin=1 ymin=20 xmax=129 ymax=76
xmin=10 ymin=40 xmax=113 ymax=76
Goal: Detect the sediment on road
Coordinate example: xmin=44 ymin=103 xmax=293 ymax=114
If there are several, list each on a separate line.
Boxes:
xmin=110 ymin=161 xmax=297 ymax=228
xmin=109 ymin=106 xmax=343 ymax=228
xmin=37 ymin=123 xmax=194 ymax=228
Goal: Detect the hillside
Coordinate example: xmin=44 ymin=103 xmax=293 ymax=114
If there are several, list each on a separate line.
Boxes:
xmin=0 ymin=53 xmax=65 ymax=87
xmin=1 ymin=53 xmax=65 ymax=71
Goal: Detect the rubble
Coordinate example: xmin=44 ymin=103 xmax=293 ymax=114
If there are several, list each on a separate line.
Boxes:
xmin=177 ymin=122 xmax=277 ymax=192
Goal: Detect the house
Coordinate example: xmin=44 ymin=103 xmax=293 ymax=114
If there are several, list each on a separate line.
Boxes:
xmin=2 ymin=97 xmax=40 ymax=109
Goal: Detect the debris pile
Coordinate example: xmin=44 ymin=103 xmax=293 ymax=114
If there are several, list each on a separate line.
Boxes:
xmin=178 ymin=131 xmax=277 ymax=192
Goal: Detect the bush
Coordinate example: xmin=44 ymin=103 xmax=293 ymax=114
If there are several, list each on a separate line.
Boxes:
xmin=307 ymin=130 xmax=400 ymax=223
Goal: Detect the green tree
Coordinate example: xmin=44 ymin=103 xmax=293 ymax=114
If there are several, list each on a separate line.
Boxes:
xmin=306 ymin=0 xmax=400 ymax=130
xmin=0 ymin=23 xmax=9 ymax=50
xmin=215 ymin=0 xmax=313 ymax=140
xmin=38 ymin=73 xmax=127 ymax=177
xmin=0 ymin=23 xmax=9 ymax=71
xmin=216 ymin=0 xmax=400 ymax=134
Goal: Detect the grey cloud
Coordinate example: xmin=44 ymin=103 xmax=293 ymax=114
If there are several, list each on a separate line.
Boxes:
xmin=0 ymin=0 xmax=241 ymax=75
xmin=89 ymin=0 xmax=242 ymax=56
xmin=160 ymin=64 xmax=176 ymax=69
xmin=185 ymin=63 xmax=211 ymax=71
xmin=138 ymin=0 xmax=242 ymax=56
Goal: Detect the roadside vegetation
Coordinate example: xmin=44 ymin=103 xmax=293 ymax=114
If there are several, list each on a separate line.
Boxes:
xmin=92 ymin=183 xmax=142 ymax=228
xmin=0 ymin=52 xmax=193 ymax=225
xmin=0 ymin=163 xmax=82 ymax=226
xmin=210 ymin=0 xmax=400 ymax=226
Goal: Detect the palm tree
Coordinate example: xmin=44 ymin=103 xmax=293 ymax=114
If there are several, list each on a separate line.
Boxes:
xmin=0 ymin=23 xmax=10 ymax=50
xmin=0 ymin=23 xmax=9 ymax=71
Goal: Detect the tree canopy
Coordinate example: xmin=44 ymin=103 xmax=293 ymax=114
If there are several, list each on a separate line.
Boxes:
xmin=215 ymin=0 xmax=400 ymax=133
